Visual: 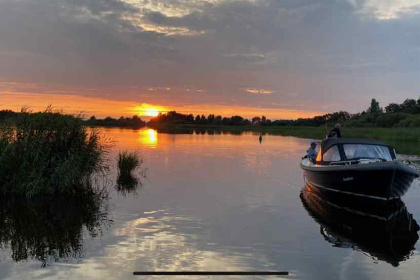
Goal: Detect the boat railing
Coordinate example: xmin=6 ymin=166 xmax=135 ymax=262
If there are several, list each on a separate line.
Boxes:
xmin=328 ymin=158 xmax=389 ymax=166
xmin=328 ymin=160 xmax=359 ymax=166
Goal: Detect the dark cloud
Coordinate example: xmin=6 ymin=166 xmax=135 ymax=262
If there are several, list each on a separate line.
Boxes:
xmin=0 ymin=0 xmax=419 ymax=113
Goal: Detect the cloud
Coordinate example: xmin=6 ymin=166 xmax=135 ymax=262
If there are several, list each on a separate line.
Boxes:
xmin=246 ymin=88 xmax=274 ymax=95
xmin=0 ymin=0 xmax=420 ymax=115
xmin=356 ymin=0 xmax=420 ymax=20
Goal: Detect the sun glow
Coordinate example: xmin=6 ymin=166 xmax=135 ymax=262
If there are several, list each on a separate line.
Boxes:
xmin=133 ymin=103 xmax=167 ymax=117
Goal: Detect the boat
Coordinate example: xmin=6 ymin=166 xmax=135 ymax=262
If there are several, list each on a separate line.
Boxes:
xmin=300 ymin=185 xmax=419 ymax=267
xmin=300 ymin=138 xmax=419 ymax=201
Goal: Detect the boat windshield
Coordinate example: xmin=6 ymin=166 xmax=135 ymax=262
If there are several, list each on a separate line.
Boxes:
xmin=323 ymin=145 xmax=341 ymax=162
xmin=343 ymin=144 xmax=392 ymax=161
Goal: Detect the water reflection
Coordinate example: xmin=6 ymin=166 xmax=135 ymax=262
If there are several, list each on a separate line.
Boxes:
xmin=300 ymin=184 xmax=419 ymax=267
xmin=0 ymin=185 xmax=110 ymax=267
xmin=138 ymin=129 xmax=158 ymax=147
xmin=116 ymin=168 xmax=146 ymax=196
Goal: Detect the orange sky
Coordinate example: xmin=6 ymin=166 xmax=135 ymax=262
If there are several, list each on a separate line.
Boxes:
xmin=0 ymin=92 xmax=324 ymax=120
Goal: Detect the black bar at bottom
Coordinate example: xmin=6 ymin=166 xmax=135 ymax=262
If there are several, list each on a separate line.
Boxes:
xmin=133 ymin=271 xmax=288 ymax=276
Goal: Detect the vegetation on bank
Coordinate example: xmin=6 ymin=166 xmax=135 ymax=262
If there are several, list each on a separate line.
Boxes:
xmin=146 ymin=97 xmax=420 ymax=128
xmin=0 ymin=109 xmax=107 ymax=197
xmin=85 ymin=115 xmax=146 ymax=128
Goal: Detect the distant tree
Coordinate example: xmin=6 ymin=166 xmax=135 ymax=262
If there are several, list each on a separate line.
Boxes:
xmin=367 ymin=99 xmax=383 ymax=114
xmin=385 ymin=103 xmax=401 ymax=114
xmin=262 ymin=116 xmax=267 ymax=123
xmin=231 ymin=115 xmax=244 ymax=125
xmin=252 ymin=117 xmax=261 ymax=124
xmin=207 ymin=114 xmax=215 ymax=124
xmin=195 ymin=115 xmax=201 ymax=123
xmin=400 ymin=99 xmax=418 ymax=114
xmin=187 ymin=114 xmax=194 ymax=122
xmin=417 ymin=97 xmax=420 ymax=113
xmin=222 ymin=117 xmax=232 ymax=125
xmin=215 ymin=115 xmax=222 ymax=125
xmin=89 ymin=116 xmax=96 ymax=121
xmin=200 ymin=114 xmax=207 ymax=124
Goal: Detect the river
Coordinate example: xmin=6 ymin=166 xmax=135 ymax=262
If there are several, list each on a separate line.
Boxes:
xmin=0 ymin=127 xmax=419 ymax=280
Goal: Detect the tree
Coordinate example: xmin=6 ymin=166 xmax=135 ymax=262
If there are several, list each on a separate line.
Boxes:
xmin=231 ymin=115 xmax=244 ymax=125
xmin=367 ymin=98 xmax=382 ymax=114
xmin=385 ymin=103 xmax=401 ymax=114
xmin=200 ymin=115 xmax=207 ymax=124
xmin=207 ymin=114 xmax=215 ymax=124
xmin=195 ymin=115 xmax=201 ymax=123
xmin=252 ymin=117 xmax=261 ymax=124
xmin=400 ymin=99 xmax=417 ymax=114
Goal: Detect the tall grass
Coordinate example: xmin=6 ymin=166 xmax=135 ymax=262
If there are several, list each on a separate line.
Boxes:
xmin=117 ymin=151 xmax=144 ymax=192
xmin=0 ymin=109 xmax=107 ymax=197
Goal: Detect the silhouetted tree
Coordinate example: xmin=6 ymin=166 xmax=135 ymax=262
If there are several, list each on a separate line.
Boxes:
xmin=401 ymin=99 xmax=418 ymax=114
xmin=252 ymin=117 xmax=261 ymax=124
xmin=385 ymin=103 xmax=401 ymax=114
xmin=195 ymin=115 xmax=201 ymax=123
xmin=207 ymin=114 xmax=215 ymax=124
xmin=200 ymin=115 xmax=207 ymax=124
xmin=367 ymin=99 xmax=383 ymax=114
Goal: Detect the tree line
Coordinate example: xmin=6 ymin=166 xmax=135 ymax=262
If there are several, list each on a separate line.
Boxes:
xmin=146 ymin=97 xmax=420 ymax=128
xmin=2 ymin=96 xmax=420 ymax=128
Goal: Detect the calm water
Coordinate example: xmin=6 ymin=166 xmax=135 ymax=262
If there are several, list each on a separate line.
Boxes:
xmin=1 ymin=128 xmax=420 ymax=280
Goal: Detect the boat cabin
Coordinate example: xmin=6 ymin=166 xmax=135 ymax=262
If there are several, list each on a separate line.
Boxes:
xmin=315 ymin=138 xmax=396 ymax=165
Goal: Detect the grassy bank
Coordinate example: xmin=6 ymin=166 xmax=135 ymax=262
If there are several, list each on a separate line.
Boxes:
xmin=149 ymin=124 xmax=420 ymax=155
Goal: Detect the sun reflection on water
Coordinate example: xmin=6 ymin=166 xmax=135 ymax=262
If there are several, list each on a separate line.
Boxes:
xmin=138 ymin=129 xmax=158 ymax=147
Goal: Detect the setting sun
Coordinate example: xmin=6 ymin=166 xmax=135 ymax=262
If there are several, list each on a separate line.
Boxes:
xmin=132 ymin=103 xmax=167 ymax=117
xmin=144 ymin=108 xmax=159 ymax=117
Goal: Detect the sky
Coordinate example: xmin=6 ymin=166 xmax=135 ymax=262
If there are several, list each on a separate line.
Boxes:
xmin=0 ymin=0 xmax=419 ymax=119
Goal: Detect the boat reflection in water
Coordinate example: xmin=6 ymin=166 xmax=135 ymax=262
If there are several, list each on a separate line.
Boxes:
xmin=300 ymin=184 xmax=419 ymax=267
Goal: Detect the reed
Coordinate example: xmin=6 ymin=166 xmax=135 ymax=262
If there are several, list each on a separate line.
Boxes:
xmin=0 ymin=108 xmax=107 ymax=197
xmin=117 ymin=151 xmax=144 ymax=192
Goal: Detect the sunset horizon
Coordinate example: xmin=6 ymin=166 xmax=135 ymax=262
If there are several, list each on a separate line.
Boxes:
xmin=0 ymin=91 xmax=327 ymax=120
xmin=1 ymin=0 xmax=419 ymax=121
xmin=2 ymin=1 xmax=420 ymax=278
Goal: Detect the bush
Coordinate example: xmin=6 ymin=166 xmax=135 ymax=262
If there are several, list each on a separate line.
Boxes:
xmin=118 ymin=151 xmax=141 ymax=176
xmin=0 ymin=109 xmax=107 ymax=196
xmin=375 ymin=113 xmax=409 ymax=127
xmin=395 ymin=115 xmax=420 ymax=128
xmin=117 ymin=151 xmax=145 ymax=193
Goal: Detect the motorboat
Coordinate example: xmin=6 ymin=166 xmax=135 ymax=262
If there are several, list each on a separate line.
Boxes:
xmin=300 ymin=184 xmax=419 ymax=267
xmin=301 ymin=138 xmax=419 ymax=201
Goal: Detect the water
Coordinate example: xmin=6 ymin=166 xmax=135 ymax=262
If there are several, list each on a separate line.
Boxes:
xmin=1 ymin=128 xmax=420 ymax=279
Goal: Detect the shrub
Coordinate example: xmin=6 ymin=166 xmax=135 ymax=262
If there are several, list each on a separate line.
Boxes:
xmin=375 ymin=113 xmax=409 ymax=127
xmin=0 ymin=109 xmax=107 ymax=196
xmin=117 ymin=151 xmax=145 ymax=193
xmin=395 ymin=115 xmax=420 ymax=128
xmin=117 ymin=151 xmax=141 ymax=176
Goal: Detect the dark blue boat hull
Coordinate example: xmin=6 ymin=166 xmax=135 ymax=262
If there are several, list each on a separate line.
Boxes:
xmin=301 ymin=162 xmax=418 ymax=200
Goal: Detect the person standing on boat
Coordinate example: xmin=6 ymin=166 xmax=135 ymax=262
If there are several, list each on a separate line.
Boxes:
xmin=328 ymin=123 xmax=342 ymax=138
xmin=306 ymin=142 xmax=318 ymax=162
